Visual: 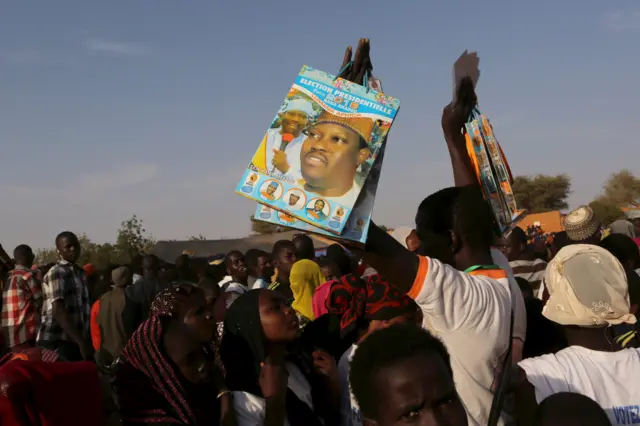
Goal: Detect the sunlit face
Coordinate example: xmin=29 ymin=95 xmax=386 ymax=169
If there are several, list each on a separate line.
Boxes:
xmin=226 ymin=252 xmax=248 ymax=279
xmin=300 ymin=123 xmax=370 ymax=192
xmin=367 ymin=353 xmax=467 ymax=426
xmin=258 ymin=289 xmax=299 ymax=343
xmin=57 ymin=235 xmax=81 ymax=263
xmin=280 ymin=110 xmax=309 ymax=137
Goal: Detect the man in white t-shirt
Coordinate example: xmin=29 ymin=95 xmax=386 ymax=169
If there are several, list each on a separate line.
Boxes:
xmin=516 ymin=244 xmax=640 ymax=426
xmin=363 ymin=186 xmax=515 ymax=426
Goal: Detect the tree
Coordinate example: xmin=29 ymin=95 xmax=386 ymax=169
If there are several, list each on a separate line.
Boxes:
xmin=378 ymin=225 xmax=390 ymax=233
xmin=249 ymin=215 xmax=288 ymax=235
xmin=601 ymin=170 xmax=640 ymax=208
xmin=512 ymin=174 xmax=571 ymax=213
xmin=589 ymin=197 xmax=624 ymax=227
xmin=115 ymin=215 xmax=156 ymax=264
xmin=188 ymin=234 xmax=208 ymax=241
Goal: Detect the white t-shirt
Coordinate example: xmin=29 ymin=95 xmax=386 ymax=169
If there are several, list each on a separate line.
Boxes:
xmin=491 ymin=248 xmax=527 ymax=363
xmin=409 ymin=255 xmax=512 ymax=426
xmin=519 ymin=346 xmax=640 ymax=426
xmin=338 ymin=344 xmax=362 ymax=426
xmin=218 ymin=276 xmax=249 ymax=295
xmin=232 ymin=362 xmax=314 ymax=426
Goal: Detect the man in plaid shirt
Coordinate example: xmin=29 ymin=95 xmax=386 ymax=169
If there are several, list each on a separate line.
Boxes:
xmin=1 ymin=245 xmax=42 ymax=350
xmin=36 ymin=231 xmax=93 ymax=361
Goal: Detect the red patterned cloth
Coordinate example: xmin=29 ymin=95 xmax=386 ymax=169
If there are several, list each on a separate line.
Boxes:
xmin=1 ymin=266 xmax=43 ymax=348
xmin=326 ymin=273 xmax=415 ymax=335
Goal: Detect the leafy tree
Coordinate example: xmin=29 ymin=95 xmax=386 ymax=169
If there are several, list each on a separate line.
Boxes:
xmin=188 ymin=234 xmax=208 ymax=241
xmin=601 ymin=170 xmax=640 ymax=208
xmin=34 ymin=248 xmax=58 ymax=265
xmin=589 ymin=197 xmax=624 ymax=227
xmin=378 ymin=225 xmax=390 ymax=233
xmin=249 ymin=215 xmax=288 ymax=235
xmin=512 ymin=174 xmax=571 ymax=213
xmin=115 ymin=215 xmax=156 ymax=264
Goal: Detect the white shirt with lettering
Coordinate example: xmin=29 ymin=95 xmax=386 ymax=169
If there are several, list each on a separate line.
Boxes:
xmin=408 ymin=255 xmax=512 ymax=426
xmin=519 ymin=346 xmax=640 ymax=426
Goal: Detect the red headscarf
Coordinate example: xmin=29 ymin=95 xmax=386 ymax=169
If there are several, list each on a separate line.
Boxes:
xmin=326 ymin=273 xmax=416 ymax=335
xmin=0 ymin=359 xmax=102 ymax=426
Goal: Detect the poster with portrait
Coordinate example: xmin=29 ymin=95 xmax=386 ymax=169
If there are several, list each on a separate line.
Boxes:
xmin=465 ymin=107 xmax=526 ymax=234
xmin=252 ymin=145 xmax=386 ymax=245
xmin=235 ymin=65 xmax=399 ymax=234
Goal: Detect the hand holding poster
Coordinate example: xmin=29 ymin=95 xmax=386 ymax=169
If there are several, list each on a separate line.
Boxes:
xmin=235 ymin=65 xmax=399 ymax=235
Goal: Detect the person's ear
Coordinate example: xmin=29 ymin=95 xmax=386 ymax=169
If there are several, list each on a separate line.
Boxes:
xmin=357 ymin=147 xmax=371 ymax=166
xmin=450 ymin=230 xmax=462 ymax=254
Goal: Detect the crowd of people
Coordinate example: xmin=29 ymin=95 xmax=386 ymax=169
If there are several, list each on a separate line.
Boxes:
xmin=1 ymin=39 xmax=639 ymax=426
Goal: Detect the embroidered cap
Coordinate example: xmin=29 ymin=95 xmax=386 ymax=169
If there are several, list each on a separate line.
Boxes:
xmin=563 ymin=206 xmax=600 ymax=242
xmin=313 ymin=110 xmax=375 ymax=146
xmin=543 ymin=244 xmax=636 ymax=327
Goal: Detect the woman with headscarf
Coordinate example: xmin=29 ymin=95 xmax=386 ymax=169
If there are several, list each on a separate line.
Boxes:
xmin=221 ymin=289 xmax=339 ymax=426
xmin=114 ymin=284 xmax=232 ymax=425
xmin=326 ymin=273 xmax=420 ymax=426
xmin=289 ymin=260 xmax=325 ymax=328
xmin=514 ymin=245 xmax=640 ymax=426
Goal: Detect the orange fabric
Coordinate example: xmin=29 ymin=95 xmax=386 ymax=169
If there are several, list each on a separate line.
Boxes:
xmin=82 ymin=264 xmax=96 ymax=278
xmin=90 ymin=301 xmax=101 ymax=351
xmin=468 ymin=268 xmax=508 ymax=280
xmin=408 ymin=256 xmax=429 ymax=300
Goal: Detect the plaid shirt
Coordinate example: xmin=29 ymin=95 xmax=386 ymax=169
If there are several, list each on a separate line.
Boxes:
xmin=37 ymin=260 xmax=90 ymax=344
xmin=1 ymin=266 xmax=43 ymax=347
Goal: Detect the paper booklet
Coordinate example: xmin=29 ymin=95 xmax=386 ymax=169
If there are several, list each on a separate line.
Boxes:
xmin=252 ymin=144 xmax=385 ymax=245
xmin=235 ymin=65 xmax=399 ymax=235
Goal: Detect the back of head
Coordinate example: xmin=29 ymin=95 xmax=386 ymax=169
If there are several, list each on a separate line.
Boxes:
xmin=415 ymin=185 xmax=494 ymax=260
xmin=272 ymin=240 xmax=294 ymax=257
xmin=600 ymin=233 xmax=640 ymax=270
xmin=349 ymin=324 xmax=452 ymax=420
xmin=292 ymin=234 xmax=315 ymax=261
xmin=533 ymin=392 xmax=612 ymax=426
xmin=609 ymin=219 xmax=636 ymax=238
xmin=13 ymin=244 xmax=33 ymax=265
xmin=564 ymin=206 xmax=601 ymax=243
xmin=544 ymin=244 xmax=635 ymax=327
xmin=325 ymin=244 xmax=352 ymax=276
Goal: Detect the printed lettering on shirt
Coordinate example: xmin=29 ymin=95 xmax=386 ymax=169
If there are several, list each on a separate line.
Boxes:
xmin=612 ymin=405 xmax=640 ymax=425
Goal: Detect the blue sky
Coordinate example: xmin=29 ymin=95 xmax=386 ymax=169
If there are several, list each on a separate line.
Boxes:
xmin=1 ymin=0 xmax=639 ymax=250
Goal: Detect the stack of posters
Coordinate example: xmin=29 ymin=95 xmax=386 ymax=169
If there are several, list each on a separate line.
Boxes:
xmin=235 ymin=65 xmax=400 ymax=245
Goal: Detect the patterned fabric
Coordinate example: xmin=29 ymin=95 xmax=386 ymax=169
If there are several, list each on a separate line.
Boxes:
xmin=326 ymin=273 xmax=415 ymax=335
xmin=0 ymin=347 xmax=59 ymax=365
xmin=116 ymin=316 xmax=206 ymax=425
xmin=36 ymin=261 xmax=91 ymax=344
xmin=1 ymin=266 xmax=43 ymax=348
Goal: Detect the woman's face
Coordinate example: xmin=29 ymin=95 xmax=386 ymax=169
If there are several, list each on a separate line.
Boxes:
xmin=181 ymin=287 xmax=217 ymax=343
xmin=258 ymin=289 xmax=299 ymax=343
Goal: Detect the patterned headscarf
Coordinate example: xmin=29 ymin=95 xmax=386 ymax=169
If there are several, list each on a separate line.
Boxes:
xmin=326 ymin=273 xmax=416 ymax=335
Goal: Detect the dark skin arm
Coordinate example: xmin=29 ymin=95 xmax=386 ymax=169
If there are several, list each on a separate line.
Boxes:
xmin=513 ymin=367 xmax=538 ymax=426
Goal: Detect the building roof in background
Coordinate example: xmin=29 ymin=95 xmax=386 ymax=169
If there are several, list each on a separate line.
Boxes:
xmin=152 ymin=231 xmax=332 ymax=263
xmin=517 ymin=210 xmax=565 ymax=234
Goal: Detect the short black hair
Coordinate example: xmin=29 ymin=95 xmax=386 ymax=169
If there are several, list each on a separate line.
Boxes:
xmin=415 ymin=185 xmax=495 ymax=250
xmin=224 ymin=250 xmax=243 ymax=267
xmin=272 ymin=240 xmax=294 ymax=258
xmin=509 ymin=226 xmax=528 ymax=246
xmin=13 ymin=244 xmax=33 ymax=261
xmin=600 ymin=233 xmax=640 ymax=267
xmin=325 ymin=244 xmax=351 ymax=276
xmin=245 ymin=249 xmax=269 ymax=272
xmin=515 ymin=276 xmax=534 ymax=300
xmin=55 ymin=231 xmax=78 ymax=246
xmin=349 ymin=324 xmax=452 ymax=420
xmin=533 ymin=392 xmax=611 ymax=426
xmin=292 ymin=234 xmax=315 ymax=260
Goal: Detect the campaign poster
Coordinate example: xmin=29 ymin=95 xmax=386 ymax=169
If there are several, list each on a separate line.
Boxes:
xmin=252 ymin=145 xmax=385 ymax=245
xmin=235 ymin=65 xmax=399 ymax=234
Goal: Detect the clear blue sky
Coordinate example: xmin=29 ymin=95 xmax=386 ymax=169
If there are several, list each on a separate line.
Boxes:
xmin=1 ymin=0 xmax=638 ymax=250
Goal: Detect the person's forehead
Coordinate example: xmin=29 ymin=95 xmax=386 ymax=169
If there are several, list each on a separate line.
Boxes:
xmin=59 ymin=236 xmax=78 ymax=246
xmin=375 ymin=352 xmax=451 ymax=397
